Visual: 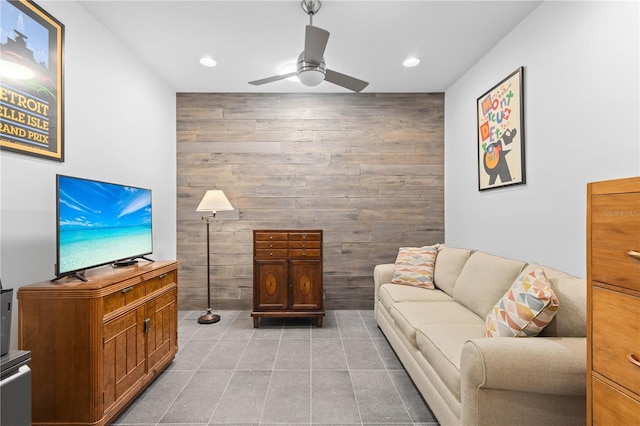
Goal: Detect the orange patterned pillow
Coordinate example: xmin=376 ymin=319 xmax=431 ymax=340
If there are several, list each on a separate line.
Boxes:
xmin=486 ymin=269 xmax=560 ymax=337
xmin=391 ymin=245 xmax=439 ymax=290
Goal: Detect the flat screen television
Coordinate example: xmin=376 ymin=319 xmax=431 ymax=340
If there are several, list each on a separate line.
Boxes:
xmin=54 ymin=174 xmax=153 ymax=281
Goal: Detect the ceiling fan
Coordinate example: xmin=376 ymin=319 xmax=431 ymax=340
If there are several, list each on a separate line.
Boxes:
xmin=248 ymin=0 xmax=369 ymax=93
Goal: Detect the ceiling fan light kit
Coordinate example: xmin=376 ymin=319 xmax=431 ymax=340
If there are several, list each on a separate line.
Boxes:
xmin=249 ymin=0 xmax=369 ymax=92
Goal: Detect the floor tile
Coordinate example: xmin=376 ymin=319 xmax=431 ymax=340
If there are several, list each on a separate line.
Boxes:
xmin=274 ymin=338 xmax=311 ymax=370
xmin=389 ymin=369 xmax=438 ymax=423
xmin=311 ymin=371 xmax=361 ymax=424
xmin=237 ymin=338 xmax=279 ymax=370
xmin=159 ymin=370 xmax=233 ymax=424
xmin=199 ymin=339 xmax=249 ymax=371
xmin=209 ymin=370 xmax=271 ymax=424
xmin=311 ymin=338 xmax=347 ymax=371
xmin=350 ymin=370 xmax=412 ymax=424
xmin=342 ymin=338 xmax=386 ymax=370
xmin=261 ymin=370 xmax=311 ymax=424
xmin=337 ymin=317 xmax=370 ymax=338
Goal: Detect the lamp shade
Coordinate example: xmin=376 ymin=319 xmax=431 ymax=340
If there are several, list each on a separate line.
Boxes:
xmin=196 ymin=190 xmax=234 ymax=213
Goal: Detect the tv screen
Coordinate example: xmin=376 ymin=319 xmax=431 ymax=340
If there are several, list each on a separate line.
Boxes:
xmin=55 ymin=174 xmax=153 ymax=280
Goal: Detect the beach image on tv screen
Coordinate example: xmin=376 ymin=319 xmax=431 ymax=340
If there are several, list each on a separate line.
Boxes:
xmin=58 ymin=176 xmax=152 ymax=274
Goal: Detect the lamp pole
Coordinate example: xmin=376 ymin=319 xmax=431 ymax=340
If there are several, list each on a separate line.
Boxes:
xmin=198 ymin=212 xmax=220 ymax=324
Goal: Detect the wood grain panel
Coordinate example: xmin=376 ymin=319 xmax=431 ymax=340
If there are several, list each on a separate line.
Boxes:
xmin=177 ymin=93 xmax=444 ymax=310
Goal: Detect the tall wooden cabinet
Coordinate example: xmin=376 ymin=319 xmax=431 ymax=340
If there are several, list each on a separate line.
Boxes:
xmin=252 ymin=230 xmax=324 ymax=327
xmin=18 ymin=260 xmax=178 ymax=426
xmin=587 ymin=177 xmax=640 ymax=424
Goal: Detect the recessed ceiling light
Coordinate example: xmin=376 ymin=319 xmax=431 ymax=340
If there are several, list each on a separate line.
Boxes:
xmin=403 ymin=57 xmax=421 ymax=68
xmin=199 ymin=56 xmax=217 ymax=67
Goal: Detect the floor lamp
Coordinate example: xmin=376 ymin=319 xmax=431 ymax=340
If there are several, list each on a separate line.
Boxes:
xmin=196 ymin=189 xmax=234 ymax=324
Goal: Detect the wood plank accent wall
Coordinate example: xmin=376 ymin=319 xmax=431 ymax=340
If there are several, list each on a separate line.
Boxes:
xmin=176 ymin=93 xmax=444 ymax=310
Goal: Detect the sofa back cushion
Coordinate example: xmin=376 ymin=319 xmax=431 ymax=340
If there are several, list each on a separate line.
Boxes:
xmin=521 ymin=263 xmax=586 ymax=337
xmin=433 ymin=245 xmax=473 ymax=297
xmin=452 ymin=251 xmax=527 ymax=318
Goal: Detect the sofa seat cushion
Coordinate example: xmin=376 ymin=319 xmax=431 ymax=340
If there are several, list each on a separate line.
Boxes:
xmin=379 ymin=283 xmax=453 ymax=311
xmin=453 ymin=251 xmax=527 ymax=319
xmin=416 ymin=324 xmax=486 ymax=401
xmin=390 ymin=301 xmax=484 ymax=348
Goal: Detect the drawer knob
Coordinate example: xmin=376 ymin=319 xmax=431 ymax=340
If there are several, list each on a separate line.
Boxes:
xmin=627 ymin=250 xmax=640 ymax=260
xmin=158 ymin=273 xmax=167 ymax=279
xmin=121 ymin=286 xmax=134 ymax=294
xmin=628 ymin=353 xmax=640 ymax=368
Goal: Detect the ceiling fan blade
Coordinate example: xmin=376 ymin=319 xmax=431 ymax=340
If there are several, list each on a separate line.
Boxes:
xmin=304 ymin=25 xmax=330 ymax=64
xmin=324 ymin=69 xmax=369 ymax=92
xmin=249 ymin=72 xmax=297 ymax=86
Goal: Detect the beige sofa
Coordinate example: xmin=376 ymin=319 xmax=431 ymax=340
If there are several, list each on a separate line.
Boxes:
xmin=374 ymin=245 xmax=587 ymax=426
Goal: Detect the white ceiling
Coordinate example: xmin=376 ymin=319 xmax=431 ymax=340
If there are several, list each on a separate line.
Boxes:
xmin=78 ymin=0 xmax=542 ymax=93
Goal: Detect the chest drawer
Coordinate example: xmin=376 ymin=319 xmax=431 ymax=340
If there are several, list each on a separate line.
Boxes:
xmin=590 ymin=193 xmax=640 ymax=291
xmin=592 ymin=287 xmax=640 ymax=394
xmin=255 ymin=249 xmax=289 ymax=258
xmin=103 ymin=279 xmax=146 ymax=315
xmin=289 ymin=249 xmax=321 ymax=258
xmin=288 ymin=240 xmax=321 ymax=249
xmin=289 ymin=232 xmax=321 ymax=242
xmin=255 ymin=241 xmax=288 ymax=250
xmin=592 ymin=377 xmax=640 ymax=425
xmin=254 ymin=232 xmax=288 ymax=241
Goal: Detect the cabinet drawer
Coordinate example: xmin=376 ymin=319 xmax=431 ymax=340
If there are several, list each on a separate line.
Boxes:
xmin=592 ymin=376 xmax=640 ymax=425
xmin=103 ymin=280 xmax=146 ymax=315
xmin=254 ymin=232 xmax=288 ymax=241
xmin=255 ymin=241 xmax=288 ymax=250
xmin=590 ymin=193 xmax=640 ymax=291
xmin=289 ymin=249 xmax=321 ymax=258
xmin=145 ymin=271 xmax=176 ymax=294
xmin=289 ymin=232 xmax=321 ymax=241
xmin=255 ymin=249 xmax=289 ymax=258
xmin=592 ymin=287 xmax=640 ymax=394
xmin=288 ymin=241 xmax=321 ymax=249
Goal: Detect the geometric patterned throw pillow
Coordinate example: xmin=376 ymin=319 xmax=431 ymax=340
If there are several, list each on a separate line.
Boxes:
xmin=391 ymin=245 xmax=439 ymax=290
xmin=485 ymin=268 xmax=560 ymax=337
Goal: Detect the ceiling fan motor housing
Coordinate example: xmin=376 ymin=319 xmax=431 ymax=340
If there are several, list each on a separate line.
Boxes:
xmin=297 ymin=51 xmax=326 ymax=86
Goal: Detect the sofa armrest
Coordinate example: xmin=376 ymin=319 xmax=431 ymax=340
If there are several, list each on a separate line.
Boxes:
xmin=460 ymin=337 xmax=586 ymax=425
xmin=373 ymin=263 xmax=395 ymax=309
xmin=461 ymin=336 xmax=586 ymax=395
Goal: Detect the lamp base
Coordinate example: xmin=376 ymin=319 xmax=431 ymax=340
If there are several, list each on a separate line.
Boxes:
xmin=197 ymin=309 xmax=220 ymax=324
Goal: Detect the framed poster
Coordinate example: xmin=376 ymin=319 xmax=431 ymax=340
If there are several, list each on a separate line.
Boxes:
xmin=477 ymin=67 xmax=525 ymax=191
xmin=0 ymin=0 xmax=64 ymax=161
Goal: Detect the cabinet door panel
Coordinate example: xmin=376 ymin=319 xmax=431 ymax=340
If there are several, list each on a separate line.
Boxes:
xmin=290 ymin=260 xmax=323 ymax=310
xmin=103 ymin=305 xmax=146 ymax=410
xmin=147 ymin=288 xmax=177 ymax=372
xmin=254 ymin=260 xmax=288 ymax=310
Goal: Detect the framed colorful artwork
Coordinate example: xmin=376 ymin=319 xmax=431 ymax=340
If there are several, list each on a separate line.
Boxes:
xmin=477 ymin=67 xmax=525 ymax=191
xmin=0 ymin=0 xmax=65 ymax=161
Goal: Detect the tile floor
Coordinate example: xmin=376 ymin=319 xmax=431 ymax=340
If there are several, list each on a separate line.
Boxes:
xmin=112 ymin=310 xmax=438 ymax=426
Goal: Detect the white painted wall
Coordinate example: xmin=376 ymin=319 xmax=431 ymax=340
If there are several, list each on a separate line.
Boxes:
xmin=0 ymin=1 xmax=176 ymax=349
xmin=444 ymin=1 xmax=640 ymax=277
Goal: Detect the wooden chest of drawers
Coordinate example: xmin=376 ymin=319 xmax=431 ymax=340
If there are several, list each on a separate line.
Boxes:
xmin=587 ymin=177 xmax=640 ymax=424
xmin=252 ymin=230 xmax=324 ymax=327
xmin=18 ymin=261 xmax=178 ymax=426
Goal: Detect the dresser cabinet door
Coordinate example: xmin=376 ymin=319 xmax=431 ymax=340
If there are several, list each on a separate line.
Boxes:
xmin=102 ymin=305 xmax=147 ymax=411
xmin=254 ymin=260 xmax=288 ymax=310
xmin=289 ymin=260 xmax=323 ymax=310
xmin=147 ymin=288 xmax=178 ymax=372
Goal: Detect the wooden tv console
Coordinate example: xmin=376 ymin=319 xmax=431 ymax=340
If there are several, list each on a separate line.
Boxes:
xmin=18 ymin=260 xmax=178 ymax=426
